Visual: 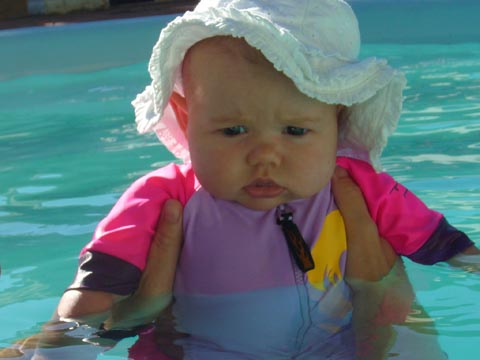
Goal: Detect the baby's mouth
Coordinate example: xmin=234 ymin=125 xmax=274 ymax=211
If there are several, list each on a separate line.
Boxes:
xmin=244 ymin=179 xmax=285 ymax=198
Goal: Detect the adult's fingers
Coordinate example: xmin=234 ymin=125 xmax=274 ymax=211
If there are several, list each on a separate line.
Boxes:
xmin=107 ymin=200 xmax=184 ymax=328
xmin=332 ymin=167 xmax=397 ymax=281
xmin=331 ymin=167 xmax=372 ymax=225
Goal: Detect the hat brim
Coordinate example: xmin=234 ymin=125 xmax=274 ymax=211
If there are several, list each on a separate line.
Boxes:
xmin=133 ymin=7 xmax=406 ymax=169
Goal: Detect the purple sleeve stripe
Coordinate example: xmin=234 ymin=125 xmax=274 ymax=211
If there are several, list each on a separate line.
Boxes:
xmin=407 ymin=217 xmax=475 ymax=265
xmin=67 ymin=250 xmax=142 ymax=296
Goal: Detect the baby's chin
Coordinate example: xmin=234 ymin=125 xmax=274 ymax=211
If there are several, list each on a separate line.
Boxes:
xmin=206 ymin=183 xmax=321 ymax=211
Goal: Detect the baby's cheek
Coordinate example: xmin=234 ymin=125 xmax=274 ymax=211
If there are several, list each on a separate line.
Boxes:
xmin=194 ymin=160 xmax=234 ymax=197
xmin=302 ymin=164 xmax=334 ymax=194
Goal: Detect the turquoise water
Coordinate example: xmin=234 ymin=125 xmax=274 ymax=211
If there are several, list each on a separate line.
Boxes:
xmin=1 ymin=9 xmax=480 ymax=360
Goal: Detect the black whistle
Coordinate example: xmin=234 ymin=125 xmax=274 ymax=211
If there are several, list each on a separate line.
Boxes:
xmin=276 ymin=205 xmax=315 ymax=272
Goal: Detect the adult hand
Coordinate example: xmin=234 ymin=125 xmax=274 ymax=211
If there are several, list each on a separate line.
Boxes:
xmin=105 ymin=199 xmax=184 ymax=329
xmin=331 ymin=167 xmax=397 ymax=281
xmin=56 ymin=199 xmax=183 ymax=329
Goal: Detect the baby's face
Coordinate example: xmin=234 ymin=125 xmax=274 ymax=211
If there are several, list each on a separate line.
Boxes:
xmin=184 ymin=37 xmax=338 ymax=211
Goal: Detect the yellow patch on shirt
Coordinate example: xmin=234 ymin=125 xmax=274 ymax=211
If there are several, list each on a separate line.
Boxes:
xmin=307 ymin=210 xmax=347 ymax=291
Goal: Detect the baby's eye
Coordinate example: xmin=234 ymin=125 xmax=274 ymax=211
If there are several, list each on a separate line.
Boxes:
xmin=222 ymin=125 xmax=247 ymax=136
xmin=284 ymin=126 xmax=309 ymax=136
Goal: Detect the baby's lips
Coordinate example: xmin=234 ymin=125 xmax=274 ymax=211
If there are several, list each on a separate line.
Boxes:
xmin=249 ymin=178 xmax=278 ymax=187
xmin=244 ymin=179 xmax=285 ymax=198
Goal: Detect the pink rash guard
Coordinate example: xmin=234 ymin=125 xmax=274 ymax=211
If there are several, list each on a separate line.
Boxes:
xmin=70 ymin=157 xmax=473 ymax=295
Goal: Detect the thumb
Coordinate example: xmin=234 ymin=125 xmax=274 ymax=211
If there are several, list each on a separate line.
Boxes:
xmin=138 ymin=199 xmax=183 ymax=297
xmin=152 ymin=199 xmax=183 ymax=250
xmin=332 ymin=166 xmax=371 ymax=224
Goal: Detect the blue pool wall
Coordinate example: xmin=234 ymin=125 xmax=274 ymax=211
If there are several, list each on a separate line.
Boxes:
xmin=1 ymin=0 xmax=480 ymax=80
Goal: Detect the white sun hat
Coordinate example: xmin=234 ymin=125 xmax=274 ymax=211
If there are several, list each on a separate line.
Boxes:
xmin=132 ymin=0 xmax=406 ymax=170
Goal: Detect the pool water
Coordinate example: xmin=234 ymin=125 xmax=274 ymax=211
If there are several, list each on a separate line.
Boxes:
xmin=1 ymin=6 xmax=480 ymax=360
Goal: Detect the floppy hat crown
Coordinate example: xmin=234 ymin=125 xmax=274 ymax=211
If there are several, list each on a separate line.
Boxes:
xmin=132 ymin=0 xmax=406 ymax=169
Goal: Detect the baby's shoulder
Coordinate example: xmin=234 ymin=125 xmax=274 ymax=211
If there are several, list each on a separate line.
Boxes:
xmin=124 ymin=162 xmax=198 ymax=204
xmin=132 ymin=162 xmax=194 ymax=187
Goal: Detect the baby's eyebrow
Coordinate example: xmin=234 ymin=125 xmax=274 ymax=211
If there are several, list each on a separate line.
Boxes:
xmin=209 ymin=115 xmax=248 ymax=125
xmin=279 ymin=116 xmax=322 ymax=125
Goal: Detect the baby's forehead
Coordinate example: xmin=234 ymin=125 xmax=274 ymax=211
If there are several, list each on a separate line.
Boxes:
xmin=183 ymin=36 xmax=270 ymax=71
xmin=181 ymin=36 xmax=284 ymax=96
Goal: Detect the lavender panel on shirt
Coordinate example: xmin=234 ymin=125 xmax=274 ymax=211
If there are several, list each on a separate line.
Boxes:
xmin=68 ymin=250 xmax=141 ymax=295
xmin=176 ymin=185 xmax=336 ymax=295
xmin=407 ymin=217 xmax=474 ymax=264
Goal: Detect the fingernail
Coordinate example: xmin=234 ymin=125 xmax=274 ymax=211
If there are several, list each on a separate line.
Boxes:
xmin=162 ymin=200 xmax=181 ymax=223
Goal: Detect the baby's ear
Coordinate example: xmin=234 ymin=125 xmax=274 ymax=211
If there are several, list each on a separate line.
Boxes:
xmin=170 ymin=92 xmax=188 ymax=133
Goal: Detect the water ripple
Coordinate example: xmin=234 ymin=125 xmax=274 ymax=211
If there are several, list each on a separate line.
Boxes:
xmin=0 ymin=222 xmax=96 ymax=236
xmin=41 ymin=194 xmax=118 ymax=208
xmin=16 ymin=186 xmax=56 ymax=195
xmin=401 ymin=154 xmax=480 ymax=165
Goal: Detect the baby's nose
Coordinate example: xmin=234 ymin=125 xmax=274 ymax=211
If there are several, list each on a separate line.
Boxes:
xmin=246 ymin=142 xmax=281 ymax=168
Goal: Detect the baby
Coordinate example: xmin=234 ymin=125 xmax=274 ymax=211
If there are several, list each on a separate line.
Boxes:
xmin=52 ymin=0 xmax=478 ymax=358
